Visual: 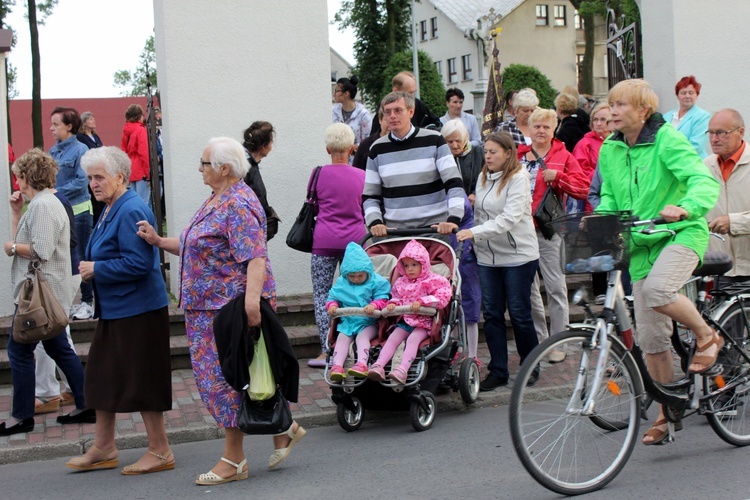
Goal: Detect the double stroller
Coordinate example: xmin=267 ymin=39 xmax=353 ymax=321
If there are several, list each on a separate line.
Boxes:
xmin=324 ymin=229 xmax=480 ymax=432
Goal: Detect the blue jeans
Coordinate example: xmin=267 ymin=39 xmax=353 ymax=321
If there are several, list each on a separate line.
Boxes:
xmin=74 ymin=211 xmax=93 ymax=304
xmin=130 ymin=180 xmax=152 ymax=211
xmin=8 ymin=310 xmax=86 ymax=419
xmin=479 ymin=260 xmax=539 ymax=380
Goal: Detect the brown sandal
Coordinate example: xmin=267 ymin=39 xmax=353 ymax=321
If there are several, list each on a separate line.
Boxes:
xmin=643 ymin=418 xmax=670 ymax=445
xmin=121 ymin=449 xmax=174 ymax=475
xmin=689 ymin=331 xmax=725 ymax=374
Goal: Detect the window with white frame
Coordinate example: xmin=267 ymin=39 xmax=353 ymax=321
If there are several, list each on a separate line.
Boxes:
xmin=420 ymin=20 xmax=427 ymax=42
xmin=435 ymin=60 xmax=442 ymax=79
xmin=554 ymin=5 xmax=566 ymax=26
xmin=462 ymin=54 xmax=472 ymax=81
xmin=447 ymin=58 xmax=457 ymax=83
xmin=536 ymin=5 xmax=549 ymax=26
xmin=431 ymin=17 xmax=438 ymax=38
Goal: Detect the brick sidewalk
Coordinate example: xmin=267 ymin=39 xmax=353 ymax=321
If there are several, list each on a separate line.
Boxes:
xmin=0 ymin=342 xmax=537 ymax=465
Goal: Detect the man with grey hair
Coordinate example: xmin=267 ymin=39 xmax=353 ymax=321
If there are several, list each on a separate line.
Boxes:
xmin=705 ymin=108 xmax=750 ymax=282
xmin=363 ymin=91 xmax=464 ymax=237
xmin=369 ymin=71 xmax=442 ymax=136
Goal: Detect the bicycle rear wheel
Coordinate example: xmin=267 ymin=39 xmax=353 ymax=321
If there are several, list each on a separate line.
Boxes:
xmin=706 ymin=299 xmax=750 ymax=446
xmin=509 ymin=330 xmax=643 ymax=496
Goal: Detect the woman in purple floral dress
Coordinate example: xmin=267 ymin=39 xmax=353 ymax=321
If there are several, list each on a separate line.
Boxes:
xmin=137 ymin=137 xmax=305 ymax=485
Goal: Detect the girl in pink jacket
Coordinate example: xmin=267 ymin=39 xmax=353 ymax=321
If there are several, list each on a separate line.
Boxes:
xmin=367 ymin=240 xmax=452 ymax=384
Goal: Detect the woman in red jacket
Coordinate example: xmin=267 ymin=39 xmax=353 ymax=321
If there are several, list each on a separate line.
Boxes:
xmin=517 ymin=108 xmax=590 ymax=361
xmin=120 ymin=104 xmax=152 ymax=209
xmin=571 ymin=103 xmax=611 ymax=213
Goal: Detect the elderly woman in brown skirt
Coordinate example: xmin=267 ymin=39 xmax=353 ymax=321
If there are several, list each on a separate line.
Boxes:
xmin=65 ymin=147 xmax=173 ymax=474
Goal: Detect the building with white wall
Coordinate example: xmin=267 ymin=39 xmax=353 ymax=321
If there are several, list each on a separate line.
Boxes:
xmin=414 ymin=0 xmax=580 ymax=117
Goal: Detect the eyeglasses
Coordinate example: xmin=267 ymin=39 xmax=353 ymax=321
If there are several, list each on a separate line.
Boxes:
xmin=384 ymin=107 xmax=407 ymax=116
xmin=200 ymin=159 xmax=212 ymax=168
xmin=706 ymin=127 xmax=740 ymax=138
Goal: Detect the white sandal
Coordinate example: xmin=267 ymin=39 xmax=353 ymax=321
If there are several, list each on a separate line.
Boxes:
xmin=268 ymin=423 xmax=306 ymax=469
xmin=195 ymin=457 xmax=248 ymax=485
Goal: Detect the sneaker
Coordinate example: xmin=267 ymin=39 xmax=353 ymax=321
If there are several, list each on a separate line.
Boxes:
xmin=367 ymin=364 xmax=386 ymax=382
xmin=595 ymin=294 xmax=606 ymax=305
xmin=72 ymin=302 xmax=94 ymax=320
xmin=347 ymin=362 xmax=368 ymax=378
xmin=479 ymin=374 xmax=508 ymax=391
xmin=547 ymin=349 xmax=566 ymax=363
xmin=329 ymin=365 xmax=345 ymax=382
xmin=388 ymin=367 xmax=408 ymax=385
xmin=68 ymin=303 xmax=81 ymax=319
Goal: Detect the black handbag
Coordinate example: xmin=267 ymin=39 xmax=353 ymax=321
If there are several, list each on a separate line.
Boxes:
xmin=237 ymin=389 xmax=293 ymax=435
xmin=531 ymin=148 xmax=565 ymax=240
xmin=285 ymin=166 xmax=322 ymax=253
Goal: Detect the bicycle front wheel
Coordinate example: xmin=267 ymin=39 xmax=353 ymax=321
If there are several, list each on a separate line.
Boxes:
xmin=706 ymin=299 xmax=750 ymax=446
xmin=509 ymin=329 xmax=643 ymax=496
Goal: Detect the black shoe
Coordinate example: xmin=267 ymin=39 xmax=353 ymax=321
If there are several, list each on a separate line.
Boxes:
xmin=57 ymin=408 xmax=96 ymax=425
xmin=479 ymin=374 xmax=508 ymax=391
xmin=527 ymin=366 xmax=541 ymax=387
xmin=0 ymin=418 xmax=35 ymax=436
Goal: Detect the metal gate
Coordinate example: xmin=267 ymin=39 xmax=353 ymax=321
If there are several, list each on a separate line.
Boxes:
xmin=605 ymin=6 xmax=641 ymax=88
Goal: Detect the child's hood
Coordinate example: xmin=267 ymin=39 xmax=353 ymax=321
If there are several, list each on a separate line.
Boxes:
xmin=340 ymin=242 xmax=374 ymax=280
xmin=396 ymin=239 xmax=432 ymax=280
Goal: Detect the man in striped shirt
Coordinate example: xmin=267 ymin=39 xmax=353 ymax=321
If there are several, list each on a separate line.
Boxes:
xmin=363 ymin=92 xmax=465 ymax=237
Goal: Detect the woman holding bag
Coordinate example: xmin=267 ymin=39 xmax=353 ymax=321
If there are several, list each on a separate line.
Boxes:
xmin=305 ymin=124 xmax=366 ymax=368
xmin=137 ymin=137 xmax=304 ymax=485
xmin=2 ymin=149 xmax=91 ymax=436
xmin=517 ymin=108 xmax=589 ymax=359
xmin=457 ymin=132 xmax=540 ymax=390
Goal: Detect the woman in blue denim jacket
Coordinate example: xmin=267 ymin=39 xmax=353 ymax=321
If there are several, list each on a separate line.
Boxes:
xmin=49 ymin=107 xmax=94 ymax=318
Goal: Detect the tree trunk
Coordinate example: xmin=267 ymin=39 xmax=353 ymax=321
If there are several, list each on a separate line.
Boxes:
xmin=385 ymin=0 xmax=397 ymax=54
xmin=28 ymin=0 xmax=43 ymax=148
xmin=579 ymin=11 xmax=595 ymax=95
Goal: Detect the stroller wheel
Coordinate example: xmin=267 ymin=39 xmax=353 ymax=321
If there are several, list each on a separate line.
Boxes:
xmin=410 ymin=391 xmax=436 ymax=432
xmin=459 ymin=358 xmax=480 ymax=404
xmin=336 ymin=396 xmax=364 ymax=432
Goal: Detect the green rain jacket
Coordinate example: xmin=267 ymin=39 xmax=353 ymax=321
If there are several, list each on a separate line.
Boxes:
xmin=597 ymin=113 xmax=719 ymax=282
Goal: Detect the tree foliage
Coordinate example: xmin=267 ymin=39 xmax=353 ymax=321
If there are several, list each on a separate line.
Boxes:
xmin=334 ymin=0 xmax=410 ymax=107
xmin=382 ymin=50 xmax=446 ymax=115
xmin=114 ymin=35 xmax=156 ymax=97
xmin=501 ymin=64 xmax=557 ymax=109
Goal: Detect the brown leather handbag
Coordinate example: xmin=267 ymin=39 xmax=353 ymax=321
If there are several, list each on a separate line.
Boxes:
xmin=13 ymin=249 xmax=69 ymax=344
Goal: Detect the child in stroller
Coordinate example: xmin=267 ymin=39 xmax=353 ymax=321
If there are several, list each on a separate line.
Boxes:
xmin=326 ymin=242 xmax=391 ymax=382
xmin=367 ymin=239 xmax=452 ymax=385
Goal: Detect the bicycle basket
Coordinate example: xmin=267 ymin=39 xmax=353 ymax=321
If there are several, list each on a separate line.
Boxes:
xmin=549 ymin=212 xmax=629 ymax=275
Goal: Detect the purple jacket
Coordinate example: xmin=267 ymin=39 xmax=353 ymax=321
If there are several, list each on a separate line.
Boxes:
xmin=312 ymin=164 xmax=366 ymax=256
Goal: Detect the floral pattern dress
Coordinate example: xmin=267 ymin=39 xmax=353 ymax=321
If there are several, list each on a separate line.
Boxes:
xmin=179 ymin=181 xmax=276 ymax=428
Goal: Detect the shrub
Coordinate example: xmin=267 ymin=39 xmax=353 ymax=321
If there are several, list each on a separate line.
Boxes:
xmin=501 ymin=64 xmax=558 ymax=109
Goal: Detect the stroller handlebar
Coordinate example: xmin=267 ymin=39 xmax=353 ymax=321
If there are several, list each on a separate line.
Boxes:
xmin=330 ymin=305 xmax=438 ymax=319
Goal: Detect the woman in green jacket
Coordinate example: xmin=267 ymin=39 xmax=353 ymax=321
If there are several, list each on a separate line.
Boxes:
xmin=597 ymin=79 xmax=720 ymax=446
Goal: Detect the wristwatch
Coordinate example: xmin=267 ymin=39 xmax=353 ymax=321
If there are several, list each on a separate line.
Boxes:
xmin=10 ymin=244 xmax=16 ymax=256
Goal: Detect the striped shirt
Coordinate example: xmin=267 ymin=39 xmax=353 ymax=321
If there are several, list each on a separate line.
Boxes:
xmin=363 ymin=127 xmax=465 ymax=228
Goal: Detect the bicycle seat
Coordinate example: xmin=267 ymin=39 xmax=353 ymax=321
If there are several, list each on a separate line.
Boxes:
xmin=693 ymin=251 xmax=733 ymax=277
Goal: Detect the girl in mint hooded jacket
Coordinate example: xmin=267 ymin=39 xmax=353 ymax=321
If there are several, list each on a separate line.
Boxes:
xmin=326 ymin=243 xmax=391 ymax=381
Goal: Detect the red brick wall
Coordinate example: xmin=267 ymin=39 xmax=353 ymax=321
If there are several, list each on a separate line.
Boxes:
xmin=8 ymin=97 xmax=150 ymax=155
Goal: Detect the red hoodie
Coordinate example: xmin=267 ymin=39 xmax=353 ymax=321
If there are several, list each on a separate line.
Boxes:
xmin=517 ymin=138 xmax=590 ymax=214
xmin=121 ymin=121 xmax=150 ymax=182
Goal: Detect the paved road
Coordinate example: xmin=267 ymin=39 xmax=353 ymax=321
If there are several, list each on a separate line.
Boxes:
xmin=1 ymin=403 xmax=749 ymax=499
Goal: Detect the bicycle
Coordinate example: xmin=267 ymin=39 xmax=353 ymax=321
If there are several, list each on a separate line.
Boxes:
xmin=507 ymin=212 xmax=750 ymax=496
